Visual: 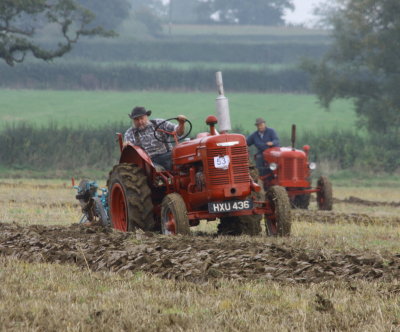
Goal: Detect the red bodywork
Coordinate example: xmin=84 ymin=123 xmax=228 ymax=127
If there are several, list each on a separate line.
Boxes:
xmin=119 ymin=131 xmax=271 ymax=226
xmin=263 ymin=146 xmax=319 ymax=197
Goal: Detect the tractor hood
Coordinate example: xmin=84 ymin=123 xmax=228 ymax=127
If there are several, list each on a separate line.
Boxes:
xmin=173 ymin=133 xmax=247 ymax=165
xmin=263 ymin=147 xmax=307 ymax=160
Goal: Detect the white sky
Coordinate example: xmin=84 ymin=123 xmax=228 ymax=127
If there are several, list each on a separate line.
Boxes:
xmin=162 ymin=0 xmax=326 ymax=26
xmin=284 ymin=0 xmax=325 ymax=26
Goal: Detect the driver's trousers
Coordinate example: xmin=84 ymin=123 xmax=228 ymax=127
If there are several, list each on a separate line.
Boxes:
xmin=255 ymin=152 xmax=268 ymax=176
xmin=152 ymin=152 xmax=172 ymax=171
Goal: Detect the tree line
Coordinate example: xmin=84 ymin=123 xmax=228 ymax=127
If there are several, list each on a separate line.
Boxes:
xmin=0 ymin=62 xmax=309 ymax=92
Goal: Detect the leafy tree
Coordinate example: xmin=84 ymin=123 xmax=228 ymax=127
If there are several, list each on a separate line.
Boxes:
xmin=133 ymin=7 xmax=163 ymax=37
xmin=77 ymin=0 xmax=131 ymax=30
xmin=0 ymin=0 xmax=114 ymax=66
xmin=130 ymin=0 xmax=166 ymax=18
xmin=305 ymin=0 xmax=400 ymax=135
xmin=129 ymin=0 xmax=165 ymax=36
xmin=196 ymin=0 xmax=294 ymax=25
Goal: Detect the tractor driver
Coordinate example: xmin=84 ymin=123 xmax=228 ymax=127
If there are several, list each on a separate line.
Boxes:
xmin=246 ymin=117 xmax=280 ymax=176
xmin=124 ymin=106 xmax=187 ymax=170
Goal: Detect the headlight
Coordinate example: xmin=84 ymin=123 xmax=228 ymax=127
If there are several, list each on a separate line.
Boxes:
xmin=269 ymin=163 xmax=278 ymax=171
xmin=309 ymin=162 xmax=317 ymax=170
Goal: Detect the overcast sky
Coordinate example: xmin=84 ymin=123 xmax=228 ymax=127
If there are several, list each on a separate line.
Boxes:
xmin=162 ymin=0 xmax=326 ymax=26
xmin=284 ymin=0 xmax=325 ymax=26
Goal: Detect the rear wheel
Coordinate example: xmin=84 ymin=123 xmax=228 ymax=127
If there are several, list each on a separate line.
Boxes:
xmin=265 ymin=186 xmax=292 ymax=236
xmin=107 ymin=164 xmax=154 ymax=232
xmin=161 ymin=193 xmax=190 ymax=235
xmin=317 ymin=176 xmax=333 ymax=211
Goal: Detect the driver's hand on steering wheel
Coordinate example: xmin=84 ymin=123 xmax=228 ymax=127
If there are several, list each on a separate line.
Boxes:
xmin=177 ymin=115 xmax=187 ymax=124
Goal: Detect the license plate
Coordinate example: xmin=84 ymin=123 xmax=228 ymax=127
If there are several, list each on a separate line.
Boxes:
xmin=208 ymin=200 xmax=253 ymax=213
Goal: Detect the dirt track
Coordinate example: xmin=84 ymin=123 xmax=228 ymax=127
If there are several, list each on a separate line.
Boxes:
xmin=1 ymin=222 xmax=399 ymax=284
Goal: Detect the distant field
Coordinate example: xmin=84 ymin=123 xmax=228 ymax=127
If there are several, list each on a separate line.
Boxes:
xmin=165 ymin=24 xmax=329 ymax=37
xmin=0 ymin=90 xmax=356 ymax=135
xmin=51 ymin=60 xmax=295 ymax=71
xmin=118 ymin=22 xmax=330 ymax=44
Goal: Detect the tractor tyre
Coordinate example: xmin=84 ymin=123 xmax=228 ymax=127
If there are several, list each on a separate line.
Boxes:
xmin=265 ymin=186 xmax=292 ymax=236
xmin=292 ymin=193 xmax=311 ymax=210
xmin=160 ymin=193 xmax=190 ymax=235
xmin=107 ymin=164 xmax=154 ymax=232
xmin=317 ymin=176 xmax=333 ymax=211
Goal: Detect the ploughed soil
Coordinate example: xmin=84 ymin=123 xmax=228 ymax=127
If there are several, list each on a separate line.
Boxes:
xmin=1 ymin=222 xmax=400 ymax=284
xmin=334 ymin=196 xmax=400 ymax=208
xmin=293 ymin=210 xmax=400 ymax=225
xmin=2 ymin=195 xmax=399 ymax=210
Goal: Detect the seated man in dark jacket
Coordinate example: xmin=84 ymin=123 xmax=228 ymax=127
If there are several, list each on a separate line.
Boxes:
xmin=246 ymin=117 xmax=280 ymax=176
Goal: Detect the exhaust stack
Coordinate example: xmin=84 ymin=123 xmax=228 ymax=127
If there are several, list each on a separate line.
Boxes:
xmin=291 ymin=124 xmax=296 ymax=151
xmin=215 ymin=71 xmax=231 ymax=133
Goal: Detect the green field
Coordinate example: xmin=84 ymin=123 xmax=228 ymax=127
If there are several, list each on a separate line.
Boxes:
xmin=164 ymin=24 xmax=329 ymax=37
xmin=49 ymin=59 xmax=295 ymax=71
xmin=116 ymin=22 xmax=331 ymax=44
xmin=0 ymin=89 xmax=356 ymax=135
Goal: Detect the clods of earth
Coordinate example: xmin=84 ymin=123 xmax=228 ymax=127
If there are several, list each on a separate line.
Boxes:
xmin=1 ymin=222 xmax=400 ymax=284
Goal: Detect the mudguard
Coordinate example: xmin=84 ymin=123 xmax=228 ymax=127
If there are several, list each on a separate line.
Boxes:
xmin=119 ymin=143 xmax=156 ymax=177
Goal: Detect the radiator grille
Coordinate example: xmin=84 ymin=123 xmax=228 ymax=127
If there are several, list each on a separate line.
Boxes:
xmin=231 ymin=146 xmax=248 ymax=155
xmin=282 ymin=157 xmax=306 ymax=180
xmin=207 ymin=145 xmax=249 ymax=185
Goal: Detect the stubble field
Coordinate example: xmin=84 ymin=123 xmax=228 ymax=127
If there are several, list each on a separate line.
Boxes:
xmin=0 ymin=179 xmax=400 ymax=330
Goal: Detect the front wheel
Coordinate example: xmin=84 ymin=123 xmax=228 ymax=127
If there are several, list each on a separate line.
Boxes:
xmin=161 ymin=193 xmax=190 ymax=235
xmin=317 ymin=176 xmax=333 ymax=211
xmin=265 ymin=186 xmax=292 ymax=236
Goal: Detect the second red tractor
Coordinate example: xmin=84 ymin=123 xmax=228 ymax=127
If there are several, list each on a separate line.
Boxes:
xmin=259 ymin=125 xmax=333 ymax=210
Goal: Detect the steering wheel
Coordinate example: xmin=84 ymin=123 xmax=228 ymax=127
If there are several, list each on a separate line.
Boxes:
xmin=153 ymin=117 xmax=193 ymax=144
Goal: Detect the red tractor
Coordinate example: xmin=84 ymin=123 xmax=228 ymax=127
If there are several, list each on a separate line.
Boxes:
xmin=107 ymin=116 xmax=292 ymax=236
xmin=259 ymin=125 xmax=333 ymax=210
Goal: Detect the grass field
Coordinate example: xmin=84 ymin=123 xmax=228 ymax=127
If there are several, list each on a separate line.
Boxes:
xmin=164 ymin=24 xmax=329 ymax=37
xmin=49 ymin=59 xmax=295 ymax=71
xmin=1 ymin=179 xmax=400 ymax=330
xmin=0 ymin=89 xmax=356 ymax=135
xmin=116 ymin=21 xmax=331 ymax=44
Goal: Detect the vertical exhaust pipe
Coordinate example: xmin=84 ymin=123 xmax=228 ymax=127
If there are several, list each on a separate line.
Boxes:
xmin=291 ymin=124 xmax=296 ymax=151
xmin=215 ymin=71 xmax=231 ymax=133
